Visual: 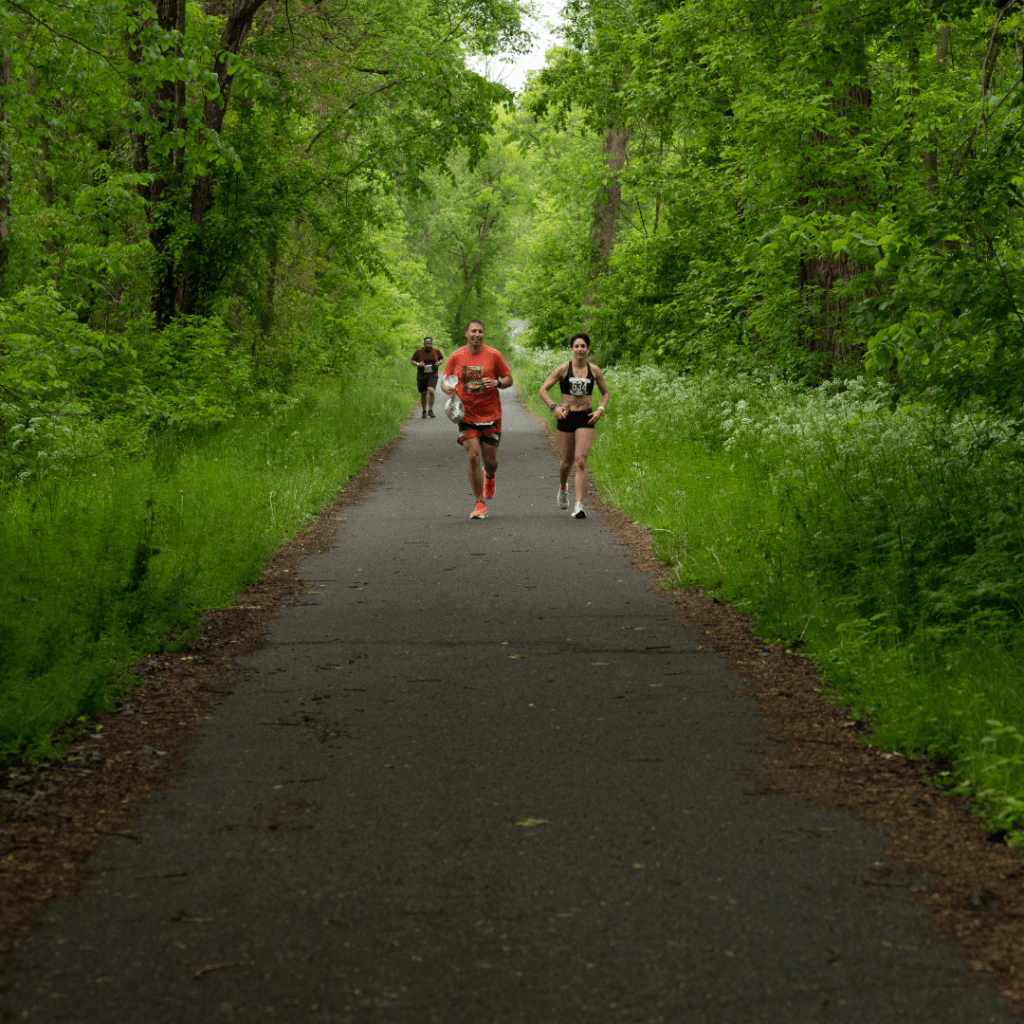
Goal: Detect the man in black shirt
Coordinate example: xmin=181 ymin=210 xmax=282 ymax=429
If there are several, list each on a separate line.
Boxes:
xmin=411 ymin=337 xmax=444 ymax=419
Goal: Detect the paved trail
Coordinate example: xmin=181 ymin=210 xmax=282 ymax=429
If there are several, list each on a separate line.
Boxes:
xmin=1 ymin=389 xmax=1014 ymax=1023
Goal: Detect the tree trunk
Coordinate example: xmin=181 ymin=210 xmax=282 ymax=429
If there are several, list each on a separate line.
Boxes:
xmin=176 ymin=0 xmax=269 ymax=317
xmin=585 ymin=124 xmax=630 ymax=309
xmin=260 ymin=233 xmax=278 ymax=339
xmin=798 ymin=60 xmax=873 ymax=370
xmin=127 ymin=0 xmax=187 ymax=327
xmin=798 ymin=248 xmax=870 ymax=363
xmin=126 ymin=0 xmax=269 ymax=323
xmin=449 ymin=212 xmax=499 ymax=341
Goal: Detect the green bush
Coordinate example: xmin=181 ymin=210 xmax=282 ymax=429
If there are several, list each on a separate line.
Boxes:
xmin=0 ymin=288 xmax=272 ymax=479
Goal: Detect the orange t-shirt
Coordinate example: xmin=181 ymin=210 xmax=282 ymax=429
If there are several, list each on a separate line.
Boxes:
xmin=444 ymin=345 xmax=510 ymax=423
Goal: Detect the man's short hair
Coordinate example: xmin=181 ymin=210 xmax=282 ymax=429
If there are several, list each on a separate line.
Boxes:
xmin=569 ymin=332 xmax=591 ymax=348
xmin=466 ymin=319 xmax=484 ymax=331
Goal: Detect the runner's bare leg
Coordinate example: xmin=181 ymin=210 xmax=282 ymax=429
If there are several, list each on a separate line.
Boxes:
xmin=482 ymin=442 xmax=498 ymax=485
xmin=572 ymin=428 xmax=595 ymax=505
xmin=559 ymin=432 xmax=575 ymax=492
xmin=463 ymin=437 xmax=485 ymax=501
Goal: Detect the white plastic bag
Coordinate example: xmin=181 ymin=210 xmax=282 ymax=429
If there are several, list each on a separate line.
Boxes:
xmin=443 ymin=374 xmax=464 ymax=423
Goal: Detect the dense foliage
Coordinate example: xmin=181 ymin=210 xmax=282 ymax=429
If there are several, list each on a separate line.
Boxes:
xmin=0 ymin=365 xmax=410 ymax=758
xmin=515 ymin=354 xmax=1024 ymax=841
xmin=401 ymin=119 xmax=534 ymax=347
xmin=510 ymin=0 xmax=1024 ymax=400
xmin=5 ymin=0 xmax=1024 ymax=838
xmin=0 ymin=0 xmax=531 ymax=478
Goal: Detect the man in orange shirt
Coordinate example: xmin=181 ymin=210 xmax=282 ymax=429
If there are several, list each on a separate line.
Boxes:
xmin=439 ymin=320 xmax=513 ymax=520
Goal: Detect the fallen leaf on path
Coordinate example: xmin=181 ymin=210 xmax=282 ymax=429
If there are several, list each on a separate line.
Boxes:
xmin=193 ymin=961 xmax=245 ymax=979
xmin=515 ymin=817 xmax=549 ymax=827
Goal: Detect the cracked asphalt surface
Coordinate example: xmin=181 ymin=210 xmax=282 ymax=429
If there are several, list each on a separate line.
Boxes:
xmin=0 ymin=386 xmax=1016 ymax=1023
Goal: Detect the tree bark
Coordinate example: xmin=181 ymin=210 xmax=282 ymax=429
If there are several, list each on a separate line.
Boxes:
xmin=260 ymin=232 xmax=278 ymax=339
xmin=798 ymin=54 xmax=873 ymax=369
xmin=585 ymin=124 xmax=630 ymax=309
xmin=449 ymin=211 xmax=500 ymax=341
xmin=176 ymin=0 xmax=270 ymax=317
xmin=127 ymin=0 xmax=187 ymax=327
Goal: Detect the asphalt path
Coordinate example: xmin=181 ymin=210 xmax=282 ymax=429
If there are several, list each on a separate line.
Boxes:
xmin=1 ymin=386 xmax=1015 ymax=1023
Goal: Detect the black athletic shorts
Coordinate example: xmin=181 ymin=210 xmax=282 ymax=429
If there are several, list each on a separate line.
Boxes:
xmin=557 ymin=409 xmax=596 ymax=433
xmin=417 ymin=374 xmax=439 ymax=393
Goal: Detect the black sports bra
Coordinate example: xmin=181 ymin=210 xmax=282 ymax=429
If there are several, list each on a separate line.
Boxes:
xmin=560 ymin=362 xmax=594 ymax=397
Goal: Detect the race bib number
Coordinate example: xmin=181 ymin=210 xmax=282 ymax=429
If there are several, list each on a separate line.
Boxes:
xmin=569 ymin=376 xmax=589 ymax=396
xmin=462 ymin=365 xmax=486 ymax=394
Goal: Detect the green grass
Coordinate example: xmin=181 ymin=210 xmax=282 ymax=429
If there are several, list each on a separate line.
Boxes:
xmin=514 ymin=353 xmax=1024 ymax=844
xmin=0 ymin=359 xmax=411 ymax=761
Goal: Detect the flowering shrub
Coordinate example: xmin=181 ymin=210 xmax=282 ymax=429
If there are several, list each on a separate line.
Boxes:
xmin=602 ymin=367 xmax=1024 ymax=640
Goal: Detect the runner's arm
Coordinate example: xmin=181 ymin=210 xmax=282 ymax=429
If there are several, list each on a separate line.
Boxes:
xmin=538 ymin=365 xmax=567 ymax=411
xmin=588 ymin=364 xmax=610 ymax=424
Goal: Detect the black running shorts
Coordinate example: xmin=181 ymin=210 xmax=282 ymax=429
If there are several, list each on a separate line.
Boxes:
xmin=557 ymin=409 xmax=596 ymax=433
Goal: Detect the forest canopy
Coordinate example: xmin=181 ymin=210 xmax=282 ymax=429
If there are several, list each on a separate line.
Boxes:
xmin=0 ymin=0 xmax=531 ymax=475
xmin=506 ymin=0 xmax=1024 ymax=409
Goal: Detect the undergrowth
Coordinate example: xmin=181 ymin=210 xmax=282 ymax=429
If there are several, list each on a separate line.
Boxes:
xmin=514 ymin=354 xmax=1024 ymax=847
xmin=0 ymin=359 xmax=410 ymax=762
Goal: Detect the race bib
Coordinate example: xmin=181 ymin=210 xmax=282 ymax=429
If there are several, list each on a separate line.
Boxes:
xmin=569 ymin=376 xmax=589 ymax=396
xmin=462 ymin=365 xmax=486 ymax=394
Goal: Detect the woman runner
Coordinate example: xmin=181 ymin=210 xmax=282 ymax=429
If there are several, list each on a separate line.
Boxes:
xmin=538 ymin=333 xmax=610 ymax=519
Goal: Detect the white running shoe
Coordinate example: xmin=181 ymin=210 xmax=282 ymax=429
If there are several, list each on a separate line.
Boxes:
xmin=573 ymin=502 xmax=586 ymax=519
xmin=557 ymin=488 xmax=569 ymax=510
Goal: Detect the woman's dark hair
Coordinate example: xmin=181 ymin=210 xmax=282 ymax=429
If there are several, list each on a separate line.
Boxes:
xmin=569 ymin=332 xmax=591 ymax=348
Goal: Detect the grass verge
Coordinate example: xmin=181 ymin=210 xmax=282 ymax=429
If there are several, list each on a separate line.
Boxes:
xmin=514 ymin=353 xmax=1024 ymax=846
xmin=0 ymin=359 xmax=410 ymax=761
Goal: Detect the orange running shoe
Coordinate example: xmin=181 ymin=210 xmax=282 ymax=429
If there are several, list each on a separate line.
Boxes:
xmin=470 ymin=500 xmax=488 ymax=519
xmin=483 ymin=475 xmax=496 ymax=500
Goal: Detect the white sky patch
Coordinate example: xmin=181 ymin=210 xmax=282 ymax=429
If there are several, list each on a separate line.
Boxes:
xmin=470 ymin=0 xmax=564 ymax=95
